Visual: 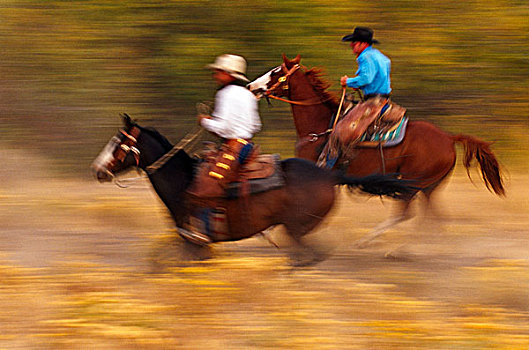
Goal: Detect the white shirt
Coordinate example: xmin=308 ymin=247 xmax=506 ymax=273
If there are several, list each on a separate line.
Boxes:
xmin=200 ymin=84 xmax=262 ymax=140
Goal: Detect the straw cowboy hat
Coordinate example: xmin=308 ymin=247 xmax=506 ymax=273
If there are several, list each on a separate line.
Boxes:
xmin=207 ymin=54 xmax=249 ymax=82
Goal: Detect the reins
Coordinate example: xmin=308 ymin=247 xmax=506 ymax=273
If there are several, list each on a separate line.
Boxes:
xmin=331 ymin=87 xmax=347 ymax=131
xmin=306 ymin=87 xmax=347 ymax=142
xmin=146 ymin=127 xmax=204 ymax=174
xmin=267 ymin=93 xmax=335 ymax=106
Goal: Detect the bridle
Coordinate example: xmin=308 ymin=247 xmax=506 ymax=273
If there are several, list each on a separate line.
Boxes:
xmin=93 ymin=125 xmax=142 ymax=188
xmin=107 ymin=123 xmax=204 ymax=176
xmin=265 ymin=63 xmax=334 ymax=106
xmin=265 ymin=63 xmax=300 ymax=98
xmin=100 ymin=127 xmax=140 ymax=174
xmin=112 ymin=127 xmax=141 ymax=168
xmin=264 ymin=63 xmax=337 ymax=142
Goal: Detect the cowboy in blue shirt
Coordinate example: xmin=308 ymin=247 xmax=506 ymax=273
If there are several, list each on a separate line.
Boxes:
xmin=318 ymin=27 xmax=406 ymax=168
xmin=340 ymin=26 xmax=392 ymax=99
xmin=331 ymin=27 xmax=406 ymax=150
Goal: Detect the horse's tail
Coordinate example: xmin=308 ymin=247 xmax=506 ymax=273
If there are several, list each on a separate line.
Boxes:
xmin=452 ymin=134 xmax=505 ymax=196
xmin=335 ymin=173 xmax=418 ymax=200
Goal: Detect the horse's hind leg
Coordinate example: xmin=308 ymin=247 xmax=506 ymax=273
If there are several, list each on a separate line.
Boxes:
xmin=384 ymin=181 xmax=450 ymax=259
xmin=421 ymin=173 xmax=452 ymax=222
xmin=355 ymin=199 xmax=414 ymax=248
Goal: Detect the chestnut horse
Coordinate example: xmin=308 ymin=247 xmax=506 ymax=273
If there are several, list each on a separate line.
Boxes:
xmin=248 ymin=54 xmax=504 ymax=246
xmin=91 ymin=115 xmax=414 ymax=264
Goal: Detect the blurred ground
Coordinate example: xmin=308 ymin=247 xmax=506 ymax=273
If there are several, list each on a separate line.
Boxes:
xmin=0 ymin=147 xmax=528 ymax=349
xmin=0 ymin=2 xmax=527 ymax=348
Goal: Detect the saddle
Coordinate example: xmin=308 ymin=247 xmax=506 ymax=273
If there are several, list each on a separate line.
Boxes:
xmin=239 ymin=153 xmax=277 ymax=180
xmin=335 ymin=97 xmax=406 ymax=145
xmin=191 ymin=146 xmax=285 ymax=200
xmin=225 ymin=154 xmax=285 ymax=198
xmin=317 ymin=98 xmax=407 ymax=168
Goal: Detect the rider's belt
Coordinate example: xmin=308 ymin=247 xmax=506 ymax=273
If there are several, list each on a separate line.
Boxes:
xmin=364 ymin=93 xmax=390 ymax=100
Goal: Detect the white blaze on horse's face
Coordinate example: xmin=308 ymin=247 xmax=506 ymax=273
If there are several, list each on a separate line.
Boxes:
xmin=91 ymin=135 xmax=120 ymax=181
xmin=247 ymin=66 xmax=282 ymax=98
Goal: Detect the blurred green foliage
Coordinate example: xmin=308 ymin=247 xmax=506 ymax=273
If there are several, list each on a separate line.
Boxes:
xmin=0 ymin=0 xmax=527 ymax=174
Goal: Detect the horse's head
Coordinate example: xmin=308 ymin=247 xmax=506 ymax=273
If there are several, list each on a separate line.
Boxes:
xmin=248 ymin=54 xmax=301 ymax=99
xmin=248 ymin=54 xmax=336 ymax=108
xmin=91 ymin=114 xmax=142 ymax=182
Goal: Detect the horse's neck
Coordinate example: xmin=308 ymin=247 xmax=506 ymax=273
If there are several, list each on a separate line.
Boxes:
xmin=291 ymin=104 xmax=333 ymax=137
xmin=139 ymin=135 xmax=194 ymax=219
xmin=290 ymin=80 xmax=334 ymax=138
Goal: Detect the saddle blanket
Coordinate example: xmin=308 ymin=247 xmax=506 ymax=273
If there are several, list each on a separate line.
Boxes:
xmin=357 ymin=116 xmax=408 ymax=148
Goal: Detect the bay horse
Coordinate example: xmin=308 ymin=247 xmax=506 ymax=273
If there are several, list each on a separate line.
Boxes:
xmin=248 ymin=54 xmax=505 ymax=246
xmin=91 ymin=115 xmax=414 ymax=265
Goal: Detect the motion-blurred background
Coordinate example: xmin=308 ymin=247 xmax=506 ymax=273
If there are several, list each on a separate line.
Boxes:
xmin=1 ymin=2 xmax=529 ymax=349
xmin=1 ymin=1 xmax=527 ymax=175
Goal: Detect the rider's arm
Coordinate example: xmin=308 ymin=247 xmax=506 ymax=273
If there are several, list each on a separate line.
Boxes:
xmin=201 ymin=86 xmax=261 ymax=140
xmin=346 ymin=54 xmax=376 ymax=89
xmin=200 ymin=89 xmax=232 ymax=138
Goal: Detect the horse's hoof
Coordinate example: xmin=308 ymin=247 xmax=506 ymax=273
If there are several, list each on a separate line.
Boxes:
xmin=290 ymin=253 xmax=328 ymax=267
xmin=354 ymin=238 xmax=374 ymax=249
xmin=384 ymin=249 xmax=412 ymax=261
xmin=290 ymin=258 xmax=316 ymax=267
xmin=179 ymin=239 xmax=213 ymax=261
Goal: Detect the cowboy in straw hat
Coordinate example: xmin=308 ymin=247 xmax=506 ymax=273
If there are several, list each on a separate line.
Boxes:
xmin=206 ymin=54 xmax=250 ymax=82
xmin=185 ymin=54 xmax=262 ymax=243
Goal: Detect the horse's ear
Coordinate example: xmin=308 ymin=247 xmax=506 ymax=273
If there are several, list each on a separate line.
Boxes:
xmin=120 ymin=113 xmax=134 ymax=128
xmin=282 ymin=53 xmax=301 ymax=67
xmin=292 ymin=54 xmax=301 ymax=65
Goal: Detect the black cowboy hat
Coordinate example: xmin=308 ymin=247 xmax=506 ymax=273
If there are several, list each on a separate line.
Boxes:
xmin=342 ymin=26 xmax=379 ymax=44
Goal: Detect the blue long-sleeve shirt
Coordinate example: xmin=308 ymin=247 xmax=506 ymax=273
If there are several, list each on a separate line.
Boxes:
xmin=346 ymin=46 xmax=392 ymax=96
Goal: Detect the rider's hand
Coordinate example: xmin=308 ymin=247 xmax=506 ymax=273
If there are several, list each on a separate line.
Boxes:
xmin=197 ymin=114 xmax=211 ymax=125
xmin=340 ymin=75 xmax=348 ymax=87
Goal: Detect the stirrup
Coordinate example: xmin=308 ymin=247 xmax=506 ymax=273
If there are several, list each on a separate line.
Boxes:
xmin=178 ymin=227 xmax=212 ymax=246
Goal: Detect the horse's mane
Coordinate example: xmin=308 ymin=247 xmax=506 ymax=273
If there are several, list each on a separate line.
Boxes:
xmin=304 ymin=67 xmax=339 ymax=109
xmin=134 ymin=123 xmax=197 ymax=176
xmin=138 ymin=125 xmax=174 ymax=151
